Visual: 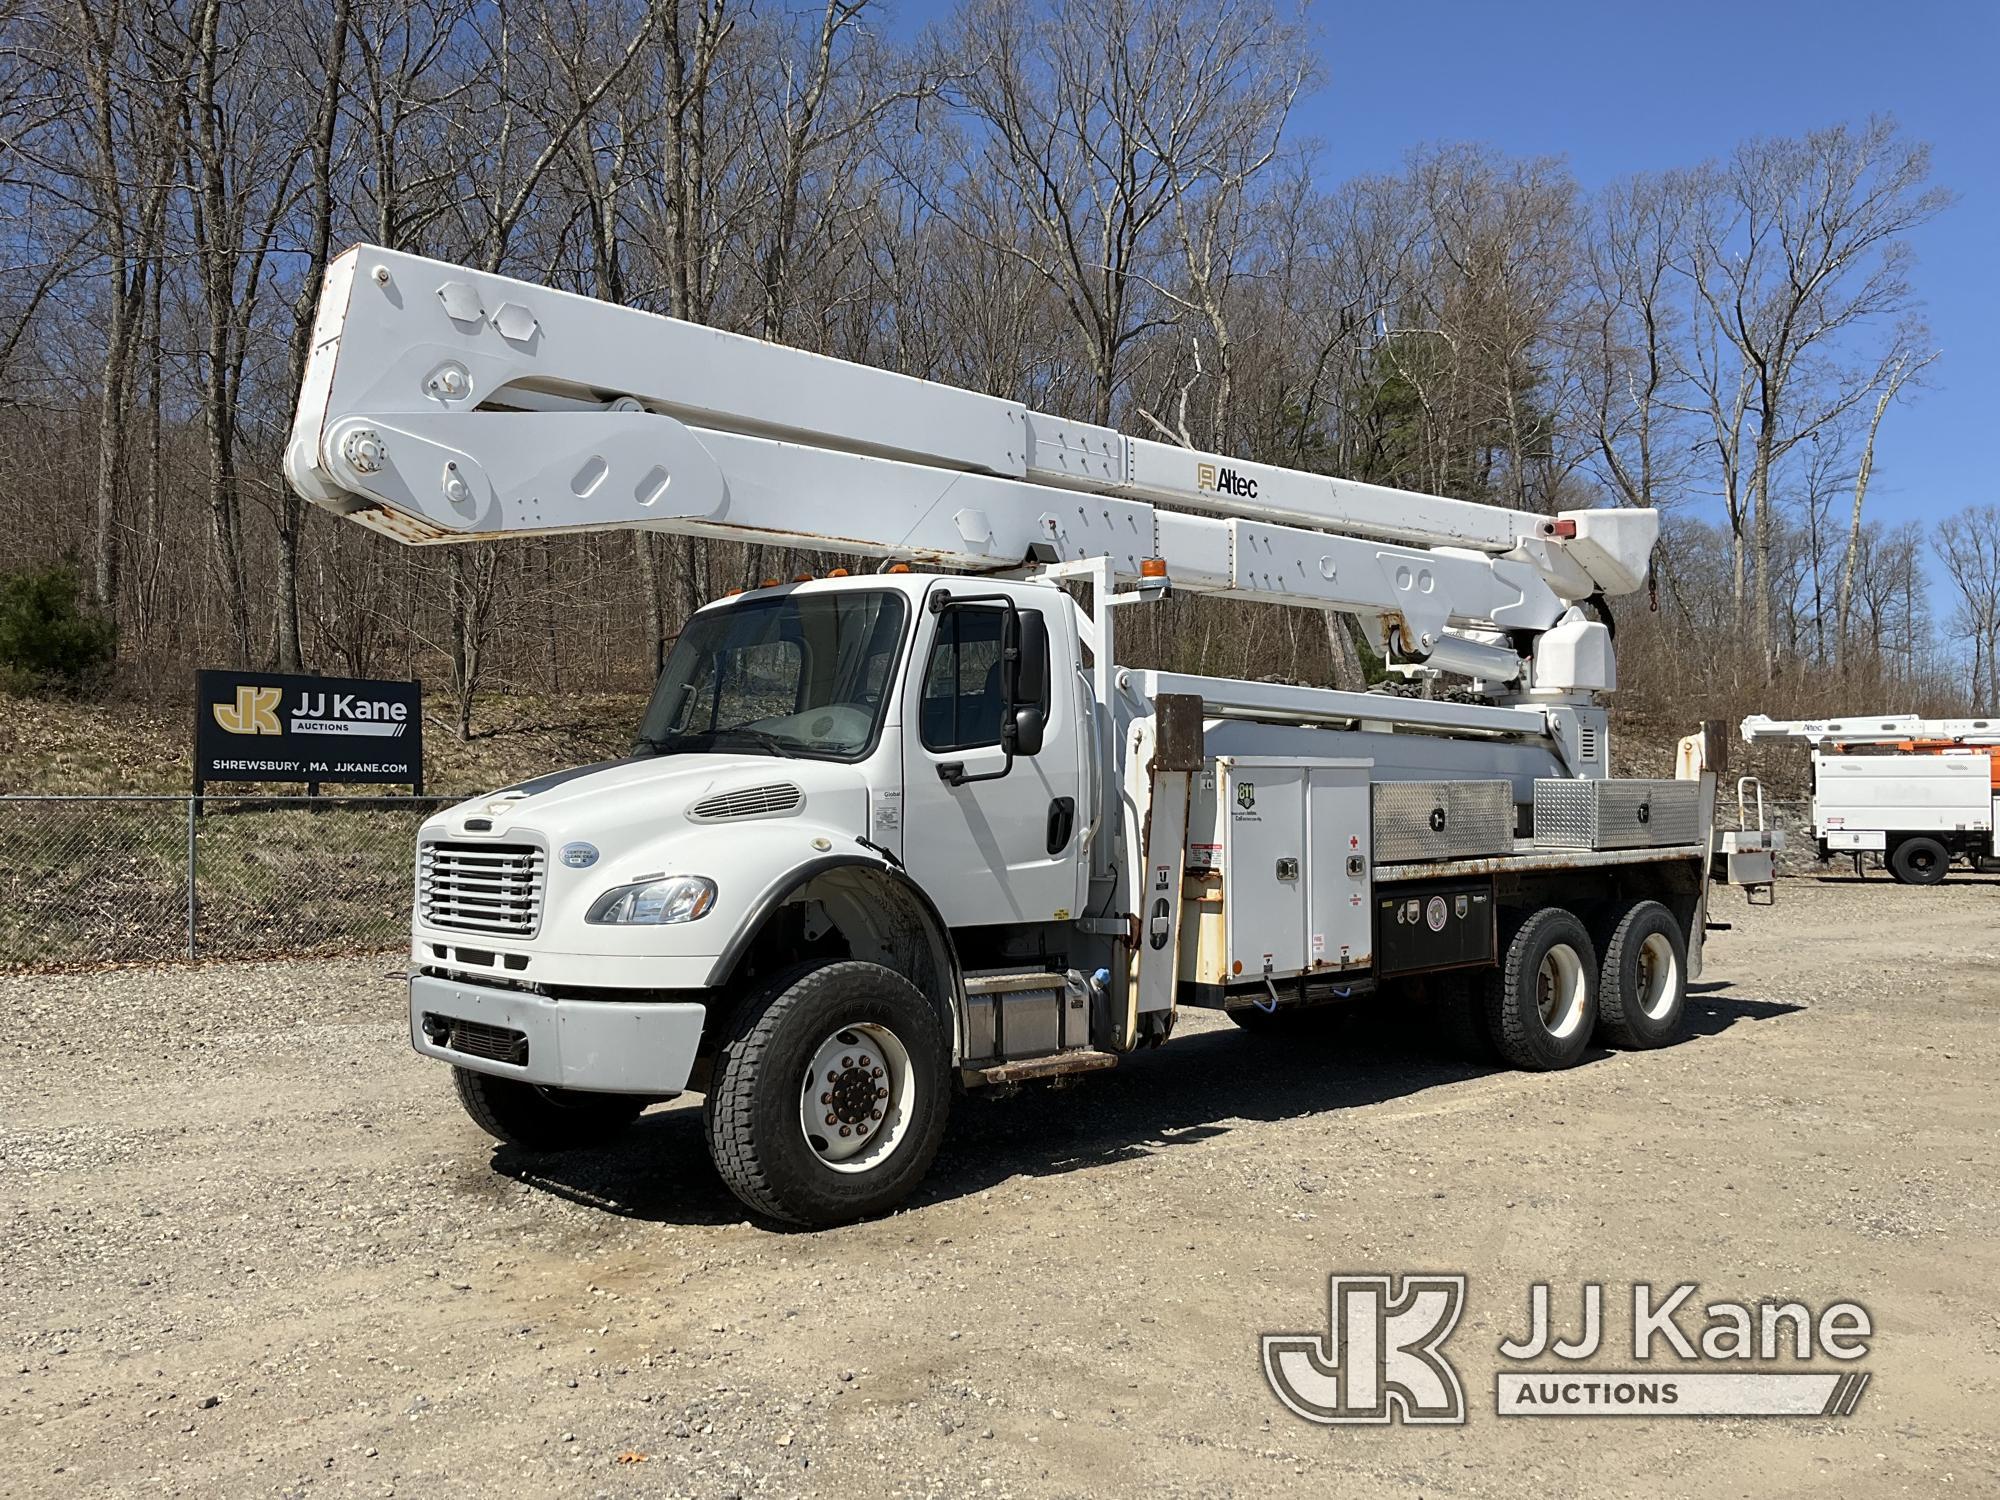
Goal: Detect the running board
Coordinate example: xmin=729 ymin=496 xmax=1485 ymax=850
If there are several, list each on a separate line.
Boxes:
xmin=962 ymin=1049 xmax=1119 ymax=1087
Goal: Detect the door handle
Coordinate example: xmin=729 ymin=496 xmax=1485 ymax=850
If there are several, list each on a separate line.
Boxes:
xmin=1046 ymin=796 xmax=1076 ymax=855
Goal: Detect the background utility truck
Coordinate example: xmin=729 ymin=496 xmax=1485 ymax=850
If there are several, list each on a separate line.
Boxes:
xmin=1742 ymin=715 xmax=2000 ymax=883
xmin=286 ymin=245 xmax=1759 ymax=1225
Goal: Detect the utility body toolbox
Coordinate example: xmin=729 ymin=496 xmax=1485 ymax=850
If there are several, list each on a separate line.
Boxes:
xmin=1181 ymin=756 xmax=1373 ymax=987
xmin=1374 ymin=878 xmax=1496 ymax=976
xmin=1533 ymin=778 xmax=1700 ymax=850
xmin=1370 ymin=780 xmax=1514 ymax=863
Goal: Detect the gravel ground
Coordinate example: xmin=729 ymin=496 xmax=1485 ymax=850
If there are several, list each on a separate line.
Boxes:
xmin=5 ymin=874 xmax=1999 ymax=1499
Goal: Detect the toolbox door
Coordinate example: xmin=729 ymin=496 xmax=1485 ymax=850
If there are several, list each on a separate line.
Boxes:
xmin=1222 ymin=763 xmax=1307 ymax=980
xmin=1306 ymin=764 xmax=1373 ymax=970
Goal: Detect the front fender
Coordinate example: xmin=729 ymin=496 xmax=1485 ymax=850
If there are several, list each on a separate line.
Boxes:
xmin=702 ymin=852 xmax=965 ymax=1064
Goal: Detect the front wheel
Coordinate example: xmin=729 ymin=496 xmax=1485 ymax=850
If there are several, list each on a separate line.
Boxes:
xmin=704 ymin=960 xmax=950 ymax=1227
xmin=1481 ymin=907 xmax=1598 ymax=1071
xmin=1888 ymin=836 xmax=1949 ymax=885
xmin=452 ymin=1067 xmax=646 ymax=1151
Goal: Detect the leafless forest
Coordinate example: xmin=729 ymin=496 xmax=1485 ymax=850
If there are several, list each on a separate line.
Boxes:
xmin=2 ymin=0 xmax=1990 ymax=738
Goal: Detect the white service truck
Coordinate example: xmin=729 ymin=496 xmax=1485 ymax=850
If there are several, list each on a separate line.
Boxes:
xmin=286 ymin=245 xmax=1755 ymax=1225
xmin=1742 ymin=715 xmax=2000 ymax=884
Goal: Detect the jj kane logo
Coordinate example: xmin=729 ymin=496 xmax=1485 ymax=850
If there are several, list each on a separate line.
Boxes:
xmin=1264 ymin=1275 xmax=1873 ymax=1425
xmin=1264 ymin=1275 xmax=1468 ymax=1425
xmin=213 ymin=685 xmax=282 ymax=736
xmin=1196 ymin=461 xmax=1258 ymax=499
xmin=212 ymin=683 xmax=412 ymax=739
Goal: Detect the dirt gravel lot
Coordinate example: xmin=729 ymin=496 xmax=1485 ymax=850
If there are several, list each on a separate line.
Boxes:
xmin=5 ymin=875 xmax=1999 ymax=1499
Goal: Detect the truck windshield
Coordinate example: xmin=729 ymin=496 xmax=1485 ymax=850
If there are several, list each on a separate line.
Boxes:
xmin=635 ymin=589 xmax=909 ymax=761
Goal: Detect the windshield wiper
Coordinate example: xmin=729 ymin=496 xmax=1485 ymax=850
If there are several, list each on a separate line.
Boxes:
xmin=640 ymin=726 xmax=797 ymax=757
xmin=709 ymin=727 xmax=793 ymax=755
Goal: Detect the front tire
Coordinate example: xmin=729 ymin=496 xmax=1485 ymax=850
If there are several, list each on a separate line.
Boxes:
xmin=1481 ymin=907 xmax=1598 ymax=1071
xmin=704 ymin=960 xmax=950 ymax=1227
xmin=1595 ymin=900 xmax=1688 ymax=1050
xmin=452 ymin=1067 xmax=646 ymax=1151
xmin=1889 ymin=836 xmax=1948 ymax=885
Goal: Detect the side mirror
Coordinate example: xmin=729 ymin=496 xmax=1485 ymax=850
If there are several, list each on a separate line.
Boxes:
xmin=1006 ymin=704 xmax=1046 ymax=757
xmin=1007 ymin=609 xmax=1048 ymax=706
xmin=1000 ymin=607 xmax=1048 ymax=760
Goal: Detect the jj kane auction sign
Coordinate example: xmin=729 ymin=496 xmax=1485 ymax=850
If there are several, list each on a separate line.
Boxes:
xmin=195 ymin=670 xmax=424 ymax=790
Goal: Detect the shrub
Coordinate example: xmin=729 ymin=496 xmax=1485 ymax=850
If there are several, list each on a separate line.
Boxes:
xmin=0 ymin=561 xmax=118 ymax=694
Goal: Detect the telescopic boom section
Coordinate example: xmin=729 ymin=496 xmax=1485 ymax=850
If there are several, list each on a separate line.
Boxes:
xmin=1741 ymin=715 xmax=2000 ymax=746
xmin=287 ymin=245 xmax=1657 ymax=683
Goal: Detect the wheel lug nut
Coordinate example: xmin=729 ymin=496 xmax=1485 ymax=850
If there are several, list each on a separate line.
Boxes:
xmin=820 ymin=1092 xmax=831 ymax=1104
xmin=825 ymin=1113 xmax=837 ymax=1126
xmin=839 ymin=1125 xmax=851 ymax=1137
xmin=875 ymin=1087 xmax=887 ymax=1099
xmin=871 ymin=1066 xmax=883 ymax=1077
xmin=871 ymin=1109 xmax=882 ymax=1120
xmin=859 ymin=1055 xmax=871 ymax=1066
xmin=841 ymin=1056 xmax=852 ymax=1068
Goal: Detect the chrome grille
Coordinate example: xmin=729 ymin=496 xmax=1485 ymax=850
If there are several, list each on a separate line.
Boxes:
xmin=689 ymin=782 xmax=803 ymax=821
xmin=419 ymin=841 xmax=545 ymax=936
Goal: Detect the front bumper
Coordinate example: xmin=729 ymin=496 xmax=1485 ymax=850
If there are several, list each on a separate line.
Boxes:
xmin=409 ymin=974 xmax=705 ymax=1095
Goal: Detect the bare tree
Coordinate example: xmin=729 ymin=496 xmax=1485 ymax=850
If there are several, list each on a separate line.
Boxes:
xmin=937 ymin=0 xmax=1306 ymax=426
xmin=276 ymin=0 xmax=358 ymax=670
xmin=1937 ymin=507 xmax=2000 ymax=709
xmin=1834 ymin=343 xmax=1935 ymax=670
xmin=1582 ymin=172 xmax=1694 ymax=512
xmin=63 ymin=0 xmax=190 ymax=609
xmin=1681 ymin=118 xmax=1951 ymax=681
xmin=1 ymin=0 xmax=1977 ymax=749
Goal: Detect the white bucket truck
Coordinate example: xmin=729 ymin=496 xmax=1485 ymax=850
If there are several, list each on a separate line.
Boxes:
xmin=286 ymin=247 xmax=1754 ymax=1224
xmin=1742 ymin=715 xmax=2000 ymax=883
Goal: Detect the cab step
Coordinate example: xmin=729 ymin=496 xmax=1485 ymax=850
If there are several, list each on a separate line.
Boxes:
xmin=963 ymin=1049 xmax=1119 ymax=1087
xmin=963 ymin=970 xmax=1068 ymax=994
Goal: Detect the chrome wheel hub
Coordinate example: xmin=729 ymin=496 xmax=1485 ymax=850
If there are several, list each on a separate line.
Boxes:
xmin=799 ymin=1022 xmax=916 ymax=1174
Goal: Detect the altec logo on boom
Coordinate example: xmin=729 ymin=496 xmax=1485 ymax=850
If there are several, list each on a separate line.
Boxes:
xmin=1196 ymin=462 xmax=1258 ymax=499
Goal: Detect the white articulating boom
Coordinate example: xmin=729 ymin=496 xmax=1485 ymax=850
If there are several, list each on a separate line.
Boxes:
xmin=1742 ymin=714 xmax=2000 ymax=746
xmin=288 ymin=245 xmax=1655 ymax=692
xmin=287 ymin=245 xmax=1740 ymax=1228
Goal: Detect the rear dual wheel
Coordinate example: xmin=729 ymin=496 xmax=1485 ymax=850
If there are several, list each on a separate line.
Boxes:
xmin=1481 ymin=908 xmax=1599 ymax=1071
xmin=1596 ymin=899 xmax=1689 ymax=1050
xmin=1482 ymin=900 xmax=1692 ymax=1070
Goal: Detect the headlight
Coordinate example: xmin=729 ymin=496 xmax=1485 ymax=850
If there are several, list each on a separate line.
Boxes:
xmin=586 ymin=875 xmax=717 ymax=925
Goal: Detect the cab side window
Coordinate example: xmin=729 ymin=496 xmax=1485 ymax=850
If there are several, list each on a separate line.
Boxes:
xmin=919 ymin=606 xmax=1048 ymax=752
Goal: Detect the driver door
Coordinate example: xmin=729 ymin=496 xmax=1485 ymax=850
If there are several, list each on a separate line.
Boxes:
xmin=898 ymin=592 xmax=1084 ymax=929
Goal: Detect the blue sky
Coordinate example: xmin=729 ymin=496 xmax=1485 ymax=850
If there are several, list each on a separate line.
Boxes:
xmin=890 ymin=0 xmax=1996 ymax=538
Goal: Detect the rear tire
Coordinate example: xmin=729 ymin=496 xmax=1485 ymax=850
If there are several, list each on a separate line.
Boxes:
xmin=1889 ymin=836 xmax=1948 ymax=885
xmin=1480 ymin=907 xmax=1598 ymax=1072
xmin=452 ymin=1067 xmax=645 ymax=1151
xmin=704 ymin=960 xmax=950 ymax=1227
xmin=1595 ymin=900 xmax=1688 ymax=1050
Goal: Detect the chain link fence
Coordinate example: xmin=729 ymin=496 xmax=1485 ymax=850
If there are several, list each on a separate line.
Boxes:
xmin=0 ymin=795 xmax=450 ymax=969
